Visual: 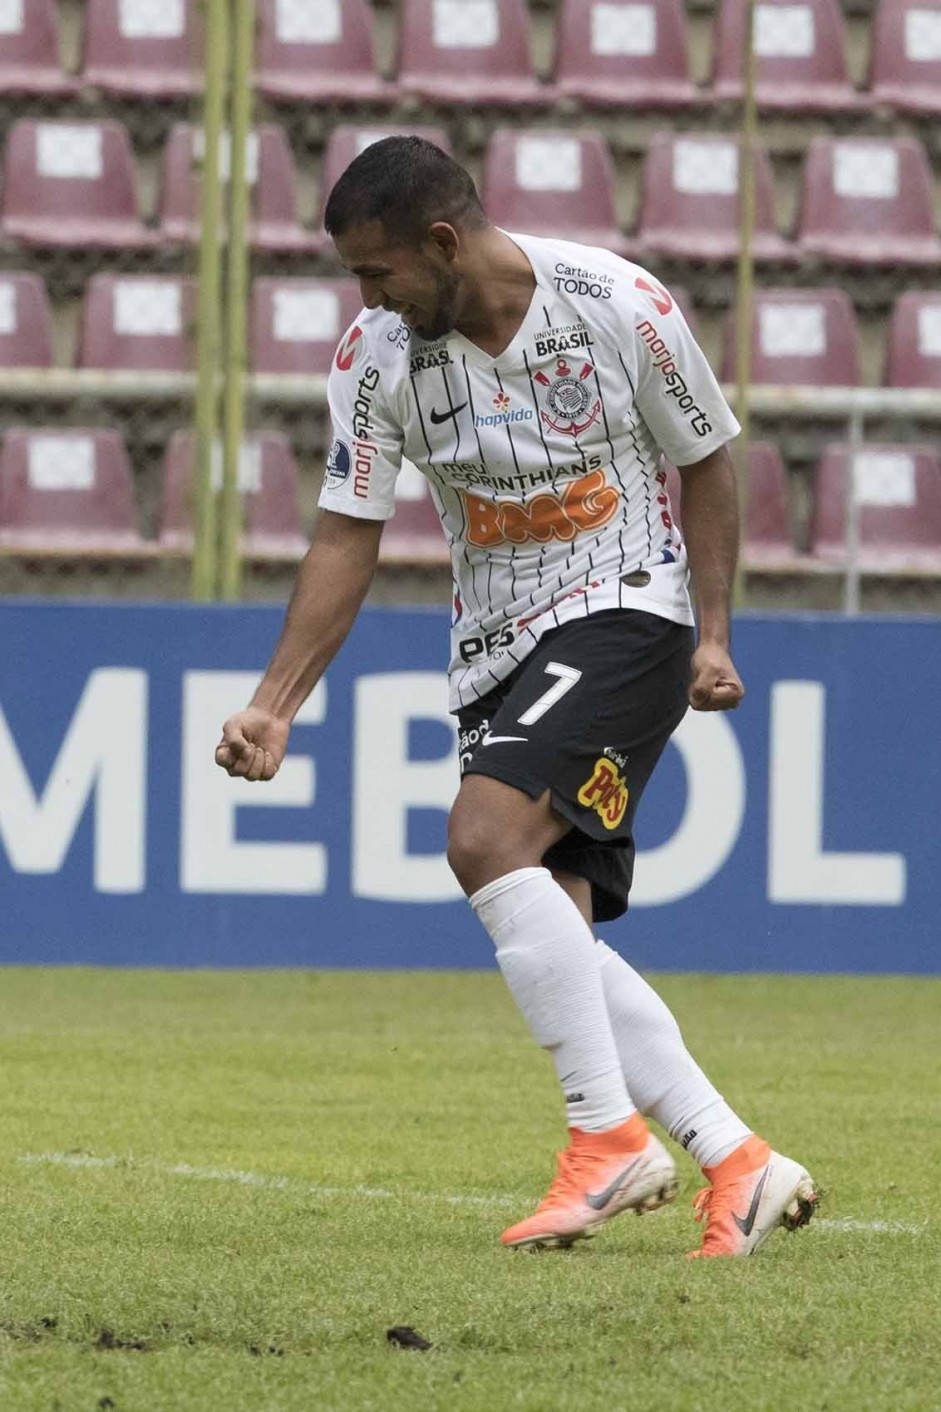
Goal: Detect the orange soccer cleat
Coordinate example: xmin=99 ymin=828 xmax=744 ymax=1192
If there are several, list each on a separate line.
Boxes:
xmin=501 ymin=1114 xmax=678 ymax=1251
xmin=687 ymin=1135 xmax=820 ymax=1258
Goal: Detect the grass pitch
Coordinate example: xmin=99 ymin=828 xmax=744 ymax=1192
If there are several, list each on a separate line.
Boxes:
xmin=0 ymin=966 xmax=939 ymax=1412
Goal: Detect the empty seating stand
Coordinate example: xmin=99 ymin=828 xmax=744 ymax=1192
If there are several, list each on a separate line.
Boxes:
xmin=885 ymin=291 xmax=941 ymax=389
xmin=398 ymin=0 xmax=553 ymax=106
xmin=0 ymin=274 xmax=54 ymax=368
xmin=0 ymin=120 xmax=157 ymax=249
xmin=255 ymin=0 xmax=393 ymax=106
xmin=712 ymin=0 xmax=860 ymax=111
xmin=482 ymin=128 xmax=631 ymax=255
xmin=379 ymin=460 xmax=449 ymax=567
xmin=0 ymin=428 xmax=146 ymax=555
xmin=636 ymin=132 xmax=794 ymax=262
xmin=663 ymin=443 xmax=797 ymax=569
xmin=554 ymin=0 xmax=699 ymax=109
xmin=159 ymin=123 xmax=315 ymax=252
xmin=797 ymin=137 xmax=941 ymax=266
xmin=810 ymin=443 xmax=941 ymax=574
xmin=158 ymin=431 xmax=308 ymax=561
xmin=78 ymin=274 xmax=198 ymax=372
xmin=0 ymin=0 xmax=77 ymax=97
xmin=722 ymin=287 xmax=861 ymax=386
xmin=81 ymin=0 xmax=203 ymax=99
xmin=250 ymin=278 xmax=364 ymax=376
xmin=870 ymin=0 xmax=941 ymax=115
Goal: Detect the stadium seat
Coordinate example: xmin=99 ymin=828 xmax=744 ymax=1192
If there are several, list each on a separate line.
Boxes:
xmin=869 ymin=0 xmax=941 ymax=115
xmin=663 ymin=442 xmax=797 ymax=568
xmin=81 ymin=0 xmax=202 ymax=99
xmin=0 ymin=120 xmax=157 ymax=250
xmin=314 ymin=124 xmax=452 ymax=241
xmin=255 ymin=0 xmax=393 ymax=105
xmin=721 ymin=288 xmax=861 ymax=386
xmin=809 ymin=443 xmax=941 ymax=572
xmin=0 ymin=274 xmax=54 ymax=369
xmin=78 ymin=274 xmax=197 ymax=372
xmin=380 ymin=460 xmax=449 ymax=566
xmin=635 ymin=132 xmax=793 ymax=262
xmin=0 ymin=0 xmax=77 ymax=96
xmin=159 ymin=123 xmax=315 ymax=252
xmin=250 ymin=278 xmax=363 ymax=376
xmin=712 ymin=0 xmax=860 ymax=111
xmin=885 ymin=291 xmax=941 ymax=389
xmin=397 ymin=0 xmax=552 ymax=106
xmin=0 ymin=428 xmax=145 ymax=553
xmin=553 ymin=0 xmax=699 ymax=109
xmin=797 ymin=137 xmax=941 ymax=266
xmin=158 ymin=430 xmax=308 ymax=560
xmin=481 ymin=128 xmax=631 ymax=256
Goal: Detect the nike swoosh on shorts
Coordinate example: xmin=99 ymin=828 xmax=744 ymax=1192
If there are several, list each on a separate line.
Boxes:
xmin=481 ymin=735 xmax=528 ymax=746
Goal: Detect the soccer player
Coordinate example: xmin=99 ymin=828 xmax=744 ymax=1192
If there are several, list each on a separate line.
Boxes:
xmin=215 ymin=137 xmax=819 ymax=1258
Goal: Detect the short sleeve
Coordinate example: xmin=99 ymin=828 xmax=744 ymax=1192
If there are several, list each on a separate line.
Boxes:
xmin=319 ymin=328 xmax=404 ymax=521
xmin=627 ymin=279 xmax=740 ymax=467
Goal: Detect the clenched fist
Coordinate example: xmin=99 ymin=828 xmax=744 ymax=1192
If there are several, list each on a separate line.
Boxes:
xmin=215 ymin=707 xmax=291 ymax=782
xmin=688 ymin=642 xmax=745 ymax=712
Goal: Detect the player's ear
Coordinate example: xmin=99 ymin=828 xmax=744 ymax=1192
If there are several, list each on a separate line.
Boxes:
xmin=426 ymin=222 xmax=460 ymax=265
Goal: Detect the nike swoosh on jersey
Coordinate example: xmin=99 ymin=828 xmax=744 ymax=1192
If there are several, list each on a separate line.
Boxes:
xmin=481 ymin=734 xmax=528 ymax=746
xmin=585 ymin=1158 xmax=640 ymax=1211
xmin=429 ymin=403 xmax=468 ymax=424
xmin=732 ymin=1166 xmax=770 ymax=1237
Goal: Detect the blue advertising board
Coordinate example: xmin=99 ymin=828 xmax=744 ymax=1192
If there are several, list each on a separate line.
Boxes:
xmin=1 ymin=601 xmax=938 ymax=973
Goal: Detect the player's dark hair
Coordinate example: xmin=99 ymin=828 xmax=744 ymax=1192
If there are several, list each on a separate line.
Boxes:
xmin=324 ymin=136 xmax=489 ymax=245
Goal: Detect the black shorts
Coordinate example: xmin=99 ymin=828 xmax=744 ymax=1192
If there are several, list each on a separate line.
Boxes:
xmin=457 ymin=609 xmax=694 ymax=923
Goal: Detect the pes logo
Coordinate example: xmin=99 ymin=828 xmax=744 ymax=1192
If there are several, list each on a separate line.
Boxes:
xmin=577 ymin=756 xmax=629 ymax=830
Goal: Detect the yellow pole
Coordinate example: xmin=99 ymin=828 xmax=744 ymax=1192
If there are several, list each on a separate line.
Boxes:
xmin=733 ymin=0 xmax=758 ymax=610
xmin=191 ymin=0 xmax=229 ymax=601
xmin=219 ymin=0 xmax=255 ymax=601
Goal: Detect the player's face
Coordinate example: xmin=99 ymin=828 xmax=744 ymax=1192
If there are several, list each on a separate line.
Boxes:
xmin=334 ymin=219 xmax=461 ymax=342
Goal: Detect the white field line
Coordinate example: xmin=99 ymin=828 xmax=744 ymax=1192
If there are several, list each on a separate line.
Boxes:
xmin=17 ymin=1152 xmax=930 ymax=1234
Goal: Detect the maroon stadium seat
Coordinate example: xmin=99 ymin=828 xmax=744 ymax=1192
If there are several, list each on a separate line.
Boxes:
xmin=398 ymin=0 xmax=552 ymax=106
xmin=78 ymin=274 xmax=197 ymax=372
xmin=250 ymin=278 xmax=363 ymax=376
xmin=81 ymin=0 xmax=202 ymax=98
xmin=869 ymin=0 xmax=941 ymax=115
xmin=159 ymin=123 xmax=315 ymax=251
xmin=553 ymin=0 xmax=699 ymax=109
xmin=380 ymin=460 xmax=449 ymax=567
xmin=0 ymin=274 xmax=54 ymax=368
xmin=636 ymin=132 xmax=793 ymax=262
xmin=797 ymin=136 xmax=941 ymax=266
xmin=810 ymin=442 xmax=941 ymax=572
xmin=664 ymin=442 xmax=796 ymax=567
xmin=158 ymin=430 xmax=308 ymax=560
xmin=0 ymin=428 xmax=145 ymax=553
xmin=482 ymin=128 xmax=631 ymax=256
xmin=255 ymin=0 xmax=392 ymax=105
xmin=0 ymin=0 xmax=77 ymax=97
xmin=0 ymin=120 xmax=156 ymax=250
xmin=721 ymin=288 xmax=861 ymax=386
xmin=314 ymin=124 xmax=452 ymax=241
xmin=712 ymin=0 xmax=860 ymax=111
xmin=885 ymin=290 xmax=941 ymax=389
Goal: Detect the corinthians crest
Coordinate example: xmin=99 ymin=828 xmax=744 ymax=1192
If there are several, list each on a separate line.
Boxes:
xmin=534 ymin=358 xmax=602 ymax=437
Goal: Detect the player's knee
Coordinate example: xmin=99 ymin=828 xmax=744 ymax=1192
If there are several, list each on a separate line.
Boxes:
xmin=447 ymin=806 xmax=496 ymax=895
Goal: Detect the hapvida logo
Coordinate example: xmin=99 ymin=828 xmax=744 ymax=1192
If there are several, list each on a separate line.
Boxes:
xmin=474 ymin=392 xmax=534 ymax=429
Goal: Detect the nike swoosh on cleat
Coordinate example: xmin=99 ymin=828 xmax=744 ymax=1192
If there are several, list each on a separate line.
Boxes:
xmin=732 ymin=1166 xmax=770 ymax=1237
xmin=429 ymin=404 xmax=468 ymax=425
xmin=481 ymin=734 xmax=528 ymax=746
xmin=585 ymin=1159 xmax=640 ymax=1211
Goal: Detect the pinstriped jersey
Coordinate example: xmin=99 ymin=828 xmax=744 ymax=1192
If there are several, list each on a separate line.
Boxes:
xmin=320 ymin=232 xmax=740 ymax=711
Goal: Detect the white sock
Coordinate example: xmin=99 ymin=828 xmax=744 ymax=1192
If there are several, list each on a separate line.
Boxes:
xmin=596 ymin=940 xmax=751 ymax=1169
xmin=470 ymin=867 xmax=635 ymax=1133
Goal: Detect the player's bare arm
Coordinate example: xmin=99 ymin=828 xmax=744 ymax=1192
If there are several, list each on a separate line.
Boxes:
xmin=214 ymin=510 xmax=384 ymax=781
xmin=678 ymin=442 xmax=745 ymax=713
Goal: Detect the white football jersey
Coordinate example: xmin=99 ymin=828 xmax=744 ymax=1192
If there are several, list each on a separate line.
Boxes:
xmin=321 ymin=233 xmax=739 ymax=711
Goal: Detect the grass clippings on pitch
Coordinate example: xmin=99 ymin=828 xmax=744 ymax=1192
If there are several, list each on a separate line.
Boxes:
xmin=0 ymin=967 xmax=939 ymax=1412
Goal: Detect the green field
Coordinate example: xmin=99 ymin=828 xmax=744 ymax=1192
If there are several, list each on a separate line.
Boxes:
xmin=0 ymin=967 xmax=938 ymax=1412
